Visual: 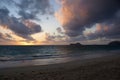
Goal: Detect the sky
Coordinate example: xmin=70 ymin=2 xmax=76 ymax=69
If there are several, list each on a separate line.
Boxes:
xmin=0 ymin=0 xmax=120 ymax=45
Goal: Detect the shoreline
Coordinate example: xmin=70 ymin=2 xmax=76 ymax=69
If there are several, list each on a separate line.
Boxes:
xmin=0 ymin=51 xmax=119 ymax=69
xmin=0 ymin=54 xmax=120 ymax=72
xmin=0 ymin=54 xmax=120 ymax=80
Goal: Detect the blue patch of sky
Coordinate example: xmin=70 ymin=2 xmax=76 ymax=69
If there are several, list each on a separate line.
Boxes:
xmin=50 ymin=0 xmax=61 ymax=12
xmin=37 ymin=0 xmax=62 ymax=34
xmin=0 ymin=0 xmax=62 ymax=34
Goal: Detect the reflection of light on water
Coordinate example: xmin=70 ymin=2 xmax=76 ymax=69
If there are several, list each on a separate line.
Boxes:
xmin=0 ymin=57 xmax=73 ymax=68
xmin=31 ymin=57 xmax=73 ymax=65
xmin=0 ymin=51 xmax=119 ymax=69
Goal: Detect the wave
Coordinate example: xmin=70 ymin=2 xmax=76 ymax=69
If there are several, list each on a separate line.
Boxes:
xmin=0 ymin=54 xmax=61 ymax=62
xmin=0 ymin=50 xmax=120 ymax=62
xmin=0 ymin=45 xmax=120 ymax=62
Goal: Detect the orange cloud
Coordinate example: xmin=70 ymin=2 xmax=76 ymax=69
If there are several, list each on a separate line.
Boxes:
xmin=55 ymin=0 xmax=89 ymax=27
xmin=96 ymin=24 xmax=109 ymax=32
xmin=55 ymin=6 xmax=74 ymax=26
xmin=55 ymin=0 xmax=120 ymax=39
xmin=104 ymin=26 xmax=109 ymax=32
xmin=96 ymin=24 xmax=102 ymax=32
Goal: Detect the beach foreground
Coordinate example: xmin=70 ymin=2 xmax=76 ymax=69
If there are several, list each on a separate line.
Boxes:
xmin=0 ymin=55 xmax=120 ymax=80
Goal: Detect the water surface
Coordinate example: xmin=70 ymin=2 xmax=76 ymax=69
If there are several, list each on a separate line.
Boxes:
xmin=0 ymin=45 xmax=120 ymax=68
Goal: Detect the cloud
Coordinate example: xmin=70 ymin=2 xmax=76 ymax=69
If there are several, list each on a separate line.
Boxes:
xmin=18 ymin=0 xmax=53 ymax=14
xmin=56 ymin=0 xmax=120 ymax=39
xmin=0 ymin=8 xmax=41 ymax=40
xmin=17 ymin=0 xmax=54 ymax=20
xmin=0 ymin=32 xmax=18 ymax=45
xmin=0 ymin=0 xmax=53 ymax=20
xmin=0 ymin=0 xmax=54 ymax=41
xmin=56 ymin=27 xmax=64 ymax=34
xmin=0 ymin=32 xmax=13 ymax=41
xmin=85 ymin=19 xmax=120 ymax=39
xmin=18 ymin=10 xmax=36 ymax=20
xmin=0 ymin=33 xmax=4 ymax=39
xmin=5 ymin=33 xmax=12 ymax=39
xmin=44 ymin=32 xmax=67 ymax=44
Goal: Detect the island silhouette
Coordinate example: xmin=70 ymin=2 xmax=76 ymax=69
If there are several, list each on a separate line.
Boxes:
xmin=70 ymin=41 xmax=120 ymax=46
xmin=108 ymin=41 xmax=120 ymax=46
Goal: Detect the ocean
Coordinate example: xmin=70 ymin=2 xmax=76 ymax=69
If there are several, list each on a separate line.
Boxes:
xmin=0 ymin=45 xmax=120 ymax=68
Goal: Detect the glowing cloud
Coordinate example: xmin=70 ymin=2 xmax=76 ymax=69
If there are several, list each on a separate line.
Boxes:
xmin=55 ymin=0 xmax=120 ymax=38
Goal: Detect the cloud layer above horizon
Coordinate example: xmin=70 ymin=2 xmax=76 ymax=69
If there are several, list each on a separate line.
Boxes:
xmin=0 ymin=0 xmax=120 ymax=45
xmin=0 ymin=0 xmax=53 ymax=43
xmin=55 ymin=0 xmax=120 ymax=41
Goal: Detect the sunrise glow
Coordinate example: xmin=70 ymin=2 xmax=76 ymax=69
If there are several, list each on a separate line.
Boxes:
xmin=0 ymin=0 xmax=119 ymax=45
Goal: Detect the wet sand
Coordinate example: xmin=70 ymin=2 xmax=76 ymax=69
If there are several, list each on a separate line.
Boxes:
xmin=0 ymin=54 xmax=120 ymax=80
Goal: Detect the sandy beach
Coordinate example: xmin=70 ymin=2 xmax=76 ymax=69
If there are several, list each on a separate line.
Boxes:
xmin=0 ymin=54 xmax=120 ymax=80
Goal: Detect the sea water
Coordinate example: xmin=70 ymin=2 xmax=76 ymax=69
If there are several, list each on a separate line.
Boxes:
xmin=0 ymin=45 xmax=120 ymax=68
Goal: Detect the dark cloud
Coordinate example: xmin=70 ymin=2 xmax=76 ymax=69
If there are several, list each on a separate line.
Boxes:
xmin=0 ymin=8 xmax=9 ymax=25
xmin=56 ymin=0 xmax=120 ymax=39
xmin=18 ymin=0 xmax=53 ymax=14
xmin=0 ymin=8 xmax=41 ymax=40
xmin=86 ymin=18 xmax=120 ymax=40
xmin=45 ymin=27 xmax=66 ymax=42
xmin=5 ymin=33 xmax=12 ymax=39
xmin=0 ymin=32 xmax=13 ymax=42
xmin=0 ymin=0 xmax=53 ymax=20
xmin=45 ymin=33 xmax=56 ymax=41
xmin=56 ymin=27 xmax=64 ymax=34
xmin=44 ymin=32 xmax=87 ymax=44
xmin=17 ymin=0 xmax=53 ymax=20
xmin=66 ymin=35 xmax=86 ymax=42
xmin=45 ymin=33 xmax=65 ymax=42
xmin=0 ymin=33 xmax=4 ymax=39
xmin=18 ymin=10 xmax=36 ymax=20
xmin=0 ymin=32 xmax=19 ymax=45
xmin=0 ymin=0 xmax=54 ymax=41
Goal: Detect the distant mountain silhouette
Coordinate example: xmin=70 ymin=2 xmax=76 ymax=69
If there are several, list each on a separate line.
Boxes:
xmin=70 ymin=42 xmax=82 ymax=46
xmin=70 ymin=41 xmax=120 ymax=46
xmin=108 ymin=41 xmax=120 ymax=46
